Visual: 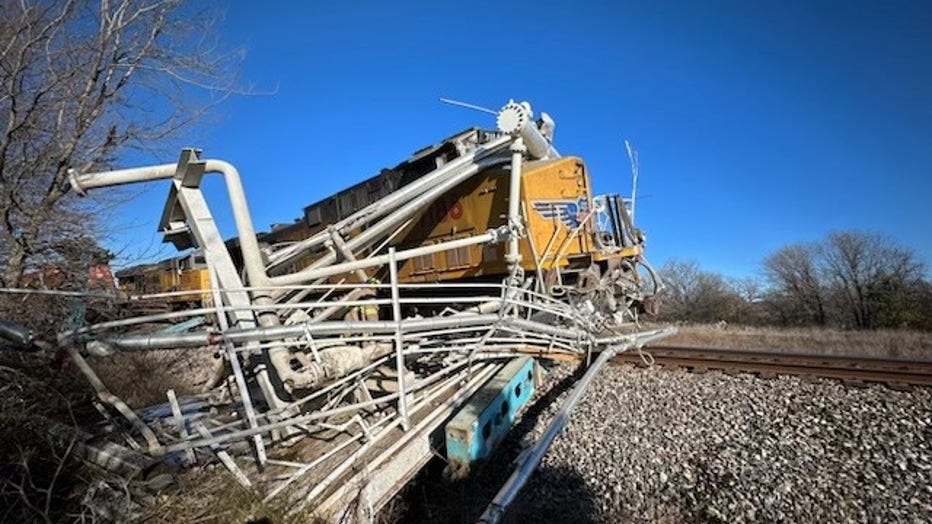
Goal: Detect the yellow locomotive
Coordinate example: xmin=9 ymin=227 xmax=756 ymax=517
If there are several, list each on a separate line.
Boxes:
xmin=119 ymin=126 xmax=650 ymax=313
xmin=391 ymin=155 xmax=641 ymax=285
xmin=262 ymin=127 xmax=649 ymax=306
xmin=115 ymin=251 xmax=211 ymax=309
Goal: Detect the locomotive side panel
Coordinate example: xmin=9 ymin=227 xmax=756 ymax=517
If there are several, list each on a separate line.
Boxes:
xmin=520 ymin=157 xmax=593 ymax=272
xmin=395 ymin=156 xmax=594 ymax=283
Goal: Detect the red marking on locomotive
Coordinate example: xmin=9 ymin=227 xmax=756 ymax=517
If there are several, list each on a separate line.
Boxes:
xmin=449 ymin=201 xmax=463 ymax=220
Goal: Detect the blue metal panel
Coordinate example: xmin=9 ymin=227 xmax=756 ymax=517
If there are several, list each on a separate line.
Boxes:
xmin=445 ymin=357 xmax=536 ymax=478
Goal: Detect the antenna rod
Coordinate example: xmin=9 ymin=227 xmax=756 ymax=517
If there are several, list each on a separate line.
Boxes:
xmin=438 ymin=98 xmax=498 ymax=115
xmin=624 ymin=140 xmax=639 ymax=222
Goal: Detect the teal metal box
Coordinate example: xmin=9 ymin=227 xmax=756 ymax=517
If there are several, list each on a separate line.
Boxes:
xmin=445 ymin=357 xmax=536 ymax=478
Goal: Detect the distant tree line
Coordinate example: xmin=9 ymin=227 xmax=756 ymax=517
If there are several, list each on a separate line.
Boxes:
xmin=655 ymin=231 xmax=932 ymax=331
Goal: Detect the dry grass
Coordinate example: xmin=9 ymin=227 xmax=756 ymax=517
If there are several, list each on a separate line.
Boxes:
xmin=658 ymin=324 xmax=932 ymax=360
xmin=133 ymin=468 xmax=322 ymax=524
xmin=0 ymin=352 xmax=100 ymax=522
xmin=92 ymin=349 xmax=223 ymax=407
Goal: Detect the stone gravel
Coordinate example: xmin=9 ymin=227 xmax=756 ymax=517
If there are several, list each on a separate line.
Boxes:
xmin=506 ymin=364 xmax=932 ymax=524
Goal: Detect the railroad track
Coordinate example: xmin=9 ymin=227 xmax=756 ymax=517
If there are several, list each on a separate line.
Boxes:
xmin=613 ymin=345 xmax=932 ymax=388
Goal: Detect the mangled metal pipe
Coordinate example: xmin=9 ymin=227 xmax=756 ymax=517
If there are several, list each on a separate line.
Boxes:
xmin=58 ymin=99 xmax=667 ymax=520
xmin=72 ymin=160 xmax=293 ymax=403
xmin=70 ymin=159 xmax=269 ymax=289
xmin=0 ymin=319 xmax=38 ymax=348
xmin=267 ymin=157 xmax=508 ymax=288
xmin=266 ymin=136 xmax=512 ymax=270
xmin=95 ymin=314 xmax=503 ymax=351
xmin=268 ymin=100 xmax=560 ymax=279
xmin=271 ymin=230 xmax=504 ymax=286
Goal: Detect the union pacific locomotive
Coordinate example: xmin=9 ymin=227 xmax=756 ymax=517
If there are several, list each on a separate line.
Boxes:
xmin=116 ymin=127 xmax=653 ymax=313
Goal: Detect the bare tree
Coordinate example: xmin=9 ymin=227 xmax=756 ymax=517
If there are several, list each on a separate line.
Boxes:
xmin=913 ymin=280 xmax=932 ymax=331
xmin=762 ymin=243 xmax=827 ymax=326
xmin=0 ymin=0 xmax=240 ymax=286
xmin=658 ymin=259 xmax=736 ymax=323
xmin=820 ymin=231 xmax=925 ymax=329
xmin=728 ymin=276 xmax=767 ymax=325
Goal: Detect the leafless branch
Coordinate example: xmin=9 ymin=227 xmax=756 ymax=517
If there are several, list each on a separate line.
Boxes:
xmin=0 ymin=0 xmax=245 ymax=293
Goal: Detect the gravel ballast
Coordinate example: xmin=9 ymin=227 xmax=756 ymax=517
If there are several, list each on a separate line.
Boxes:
xmin=506 ymin=364 xmax=932 ymax=523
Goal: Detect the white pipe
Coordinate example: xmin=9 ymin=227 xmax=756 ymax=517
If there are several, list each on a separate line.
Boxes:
xmin=68 ymin=164 xmax=177 ymax=194
xmin=70 ymin=154 xmax=292 ymax=394
xmin=495 ymin=101 xmax=560 ymax=160
xmin=507 ymin=138 xmax=526 ymax=270
xmin=388 ymin=248 xmax=409 ymax=430
xmin=102 ymin=313 xmax=503 ymax=351
xmin=266 ymin=162 xmax=483 ymax=276
xmin=328 ymin=227 xmax=369 ymax=283
xmin=270 ymin=231 xmax=500 ymax=286
xmin=70 ymin=156 xmax=270 ymax=288
xmin=271 ymin=153 xmax=510 ymax=283
xmin=202 ymin=160 xmax=270 ymax=288
xmin=267 ymin=136 xmax=511 ymax=268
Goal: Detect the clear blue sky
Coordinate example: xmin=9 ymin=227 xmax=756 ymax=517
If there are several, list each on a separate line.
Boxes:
xmin=112 ymin=0 xmax=932 ymax=277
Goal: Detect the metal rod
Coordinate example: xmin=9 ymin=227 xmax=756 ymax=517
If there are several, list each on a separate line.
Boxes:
xmin=156 ymin=356 xmax=484 ymax=455
xmin=100 ymin=313 xmax=503 ymax=351
xmin=63 ymin=344 xmax=162 ymax=453
xmin=65 ymin=294 xmax=516 ymax=341
xmin=439 ymin=98 xmax=498 ymax=115
xmin=0 ymin=287 xmax=116 ymax=298
xmin=389 ymin=247 xmax=410 ymax=430
xmin=271 ymin=231 xmax=498 ymax=286
xmin=266 ymin=136 xmax=511 ymax=269
xmin=506 ymin=138 xmax=525 ymax=272
xmin=194 ymin=423 xmax=253 ymax=488
xmin=328 ymin=227 xmax=369 ymax=283
xmin=209 ymin=264 xmax=268 ymax=466
xmin=166 ymin=389 xmax=195 ymax=466
xmin=520 ymin=202 xmax=546 ymax=294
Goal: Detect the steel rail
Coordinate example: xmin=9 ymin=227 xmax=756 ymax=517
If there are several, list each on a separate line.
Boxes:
xmin=615 ymin=344 xmax=932 ymax=387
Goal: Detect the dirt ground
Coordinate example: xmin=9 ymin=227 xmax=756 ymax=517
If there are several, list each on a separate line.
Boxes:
xmin=655 ymin=324 xmax=932 ymax=360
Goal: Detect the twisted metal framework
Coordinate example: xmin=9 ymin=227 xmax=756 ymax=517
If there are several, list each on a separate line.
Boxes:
xmin=58 ymin=100 xmax=673 ymax=519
